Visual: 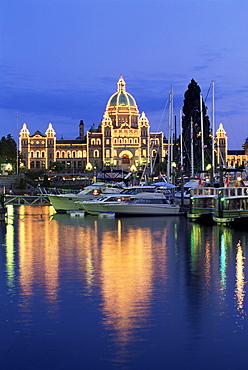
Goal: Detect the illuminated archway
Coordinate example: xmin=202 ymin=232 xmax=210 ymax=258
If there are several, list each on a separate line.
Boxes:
xmin=119 ymin=150 xmax=133 ymax=165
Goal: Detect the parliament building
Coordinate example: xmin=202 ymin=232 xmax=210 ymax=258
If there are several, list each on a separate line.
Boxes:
xmin=19 ymin=75 xmax=248 ymax=174
xmin=19 ymin=76 xmax=166 ymax=174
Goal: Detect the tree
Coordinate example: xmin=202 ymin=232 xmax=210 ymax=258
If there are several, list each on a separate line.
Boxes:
xmin=0 ymin=134 xmax=17 ymax=171
xmin=49 ymin=161 xmax=65 ymax=172
xmin=182 ymin=79 xmax=212 ymax=176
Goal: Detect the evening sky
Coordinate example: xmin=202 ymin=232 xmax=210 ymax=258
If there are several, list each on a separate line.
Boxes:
xmin=0 ymin=0 xmax=248 ymax=149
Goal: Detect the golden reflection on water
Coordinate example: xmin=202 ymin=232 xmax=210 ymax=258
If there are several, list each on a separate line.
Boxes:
xmin=5 ymin=206 xmax=15 ymax=292
xmin=100 ymin=221 xmax=154 ymax=344
xmin=235 ymin=241 xmax=246 ymax=313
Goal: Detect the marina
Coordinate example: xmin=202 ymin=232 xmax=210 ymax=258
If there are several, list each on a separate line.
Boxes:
xmin=1 ymin=205 xmax=248 ymax=369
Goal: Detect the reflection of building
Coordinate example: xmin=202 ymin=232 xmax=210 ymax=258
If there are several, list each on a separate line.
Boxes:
xmin=19 ymin=75 xmax=166 ymax=173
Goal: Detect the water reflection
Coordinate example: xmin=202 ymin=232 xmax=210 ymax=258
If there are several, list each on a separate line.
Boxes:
xmin=235 ymin=240 xmax=246 ymax=328
xmin=2 ymin=207 xmax=248 ymax=368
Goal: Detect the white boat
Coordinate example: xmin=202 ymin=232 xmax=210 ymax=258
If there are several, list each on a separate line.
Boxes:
xmin=81 ymin=191 xmax=181 ymax=216
xmin=47 ymin=182 xmax=123 ymax=213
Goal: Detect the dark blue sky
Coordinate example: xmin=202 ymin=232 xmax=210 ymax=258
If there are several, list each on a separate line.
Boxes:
xmin=1 ymin=0 xmax=248 ymax=149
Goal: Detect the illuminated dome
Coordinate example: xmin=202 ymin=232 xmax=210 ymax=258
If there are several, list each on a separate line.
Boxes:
xmin=107 ymin=75 xmax=137 ymax=108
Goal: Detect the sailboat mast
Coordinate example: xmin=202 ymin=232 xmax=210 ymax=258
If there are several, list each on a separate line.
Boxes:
xmin=180 ymin=109 xmax=183 ymax=168
xmin=211 ymin=80 xmax=215 ymax=174
xmin=170 ymin=85 xmax=174 ymax=166
xmin=191 ymin=117 xmax=194 ymax=177
xmin=200 ymin=94 xmax=205 ymax=172
xmin=167 ymin=92 xmax=172 ymax=181
xmin=16 ymin=112 xmax=19 ymax=175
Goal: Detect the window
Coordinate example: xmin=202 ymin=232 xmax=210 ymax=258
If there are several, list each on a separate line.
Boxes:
xmin=41 ymin=151 xmax=45 ymax=158
xmin=67 ymin=151 xmax=71 ymax=158
xmin=106 ymin=139 xmax=110 ymax=145
xmin=83 ymin=150 xmax=87 ymax=158
xmin=72 ymin=151 xmax=76 ymax=158
xmin=91 ymin=139 xmax=95 ymax=145
xmin=94 ymin=150 xmax=99 ymax=158
xmin=78 ymin=151 xmax=82 ymax=158
xmin=97 ymin=139 xmax=101 ymax=145
xmin=56 ymin=151 xmax=60 ymax=158
xmin=106 ymin=150 xmax=110 ymax=158
xmin=31 ymin=152 xmax=34 ymax=158
xmin=36 ymin=151 xmax=40 ymax=158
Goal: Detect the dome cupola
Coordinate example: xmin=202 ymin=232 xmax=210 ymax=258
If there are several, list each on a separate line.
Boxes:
xmin=107 ymin=75 xmax=137 ymax=108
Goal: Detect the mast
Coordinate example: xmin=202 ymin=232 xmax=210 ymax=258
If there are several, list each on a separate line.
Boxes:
xmin=211 ymin=80 xmax=215 ymax=174
xmin=16 ymin=112 xmax=19 ymax=175
xmin=191 ymin=117 xmax=194 ymax=177
xmin=170 ymin=85 xmax=174 ymax=167
xmin=180 ymin=109 xmax=183 ymax=168
xmin=167 ymin=92 xmax=172 ymax=181
xmin=200 ymin=94 xmax=205 ymax=172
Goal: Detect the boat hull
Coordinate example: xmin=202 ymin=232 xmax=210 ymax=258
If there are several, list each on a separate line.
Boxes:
xmin=84 ymin=203 xmax=181 ymax=216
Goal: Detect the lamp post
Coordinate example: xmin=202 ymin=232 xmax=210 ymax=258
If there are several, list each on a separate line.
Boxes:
xmin=130 ymin=164 xmax=137 ymax=186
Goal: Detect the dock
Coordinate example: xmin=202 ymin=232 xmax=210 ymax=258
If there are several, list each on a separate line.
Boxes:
xmin=4 ymin=194 xmax=50 ymax=206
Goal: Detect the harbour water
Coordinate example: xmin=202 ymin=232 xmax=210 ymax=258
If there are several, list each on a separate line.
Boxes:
xmin=1 ymin=205 xmax=248 ymax=369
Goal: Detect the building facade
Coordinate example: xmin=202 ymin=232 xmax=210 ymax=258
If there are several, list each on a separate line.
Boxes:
xmin=19 ymin=76 xmax=166 ymax=173
xmin=19 ymin=75 xmax=247 ymax=174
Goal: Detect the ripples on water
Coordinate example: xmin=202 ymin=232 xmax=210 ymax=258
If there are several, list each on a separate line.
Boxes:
xmin=1 ymin=205 xmax=248 ymax=369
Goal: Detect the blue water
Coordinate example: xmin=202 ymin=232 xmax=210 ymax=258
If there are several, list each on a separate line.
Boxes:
xmin=0 ymin=205 xmax=248 ymax=369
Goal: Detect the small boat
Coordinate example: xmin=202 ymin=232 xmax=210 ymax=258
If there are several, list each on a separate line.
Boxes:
xmin=81 ymin=191 xmax=181 ymax=216
xmin=212 ymin=186 xmax=248 ymax=226
xmin=47 ymin=182 xmax=123 ymax=213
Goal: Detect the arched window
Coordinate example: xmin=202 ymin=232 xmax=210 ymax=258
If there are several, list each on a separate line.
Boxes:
xmin=124 ymin=138 xmax=128 ymax=144
xmin=67 ymin=151 xmax=71 ymax=158
xmin=97 ymin=139 xmax=101 ymax=145
xmin=91 ymin=139 xmax=95 ymax=145
xmin=114 ymin=138 xmax=117 ymax=144
xmin=78 ymin=151 xmax=82 ymax=158
xmin=72 ymin=151 xmax=76 ymax=158
xmin=94 ymin=150 xmax=99 ymax=158
xmin=134 ymin=138 xmax=138 ymax=144
xmin=106 ymin=150 xmax=110 ymax=158
xmin=41 ymin=151 xmax=45 ymax=158
xmin=83 ymin=150 xmax=87 ymax=158
xmin=36 ymin=151 xmax=40 ymax=158
xmin=56 ymin=151 xmax=60 ymax=158
xmin=62 ymin=151 xmax=65 ymax=158
xmin=106 ymin=139 xmax=110 ymax=145
xmin=30 ymin=151 xmax=34 ymax=158
xmin=129 ymin=138 xmax=133 ymax=144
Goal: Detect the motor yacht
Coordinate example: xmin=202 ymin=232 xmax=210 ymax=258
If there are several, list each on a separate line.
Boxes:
xmin=47 ymin=182 xmax=122 ymax=213
xmin=80 ymin=191 xmax=181 ymax=216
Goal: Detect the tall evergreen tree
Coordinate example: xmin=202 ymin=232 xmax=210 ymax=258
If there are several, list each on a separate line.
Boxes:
xmin=0 ymin=134 xmax=17 ymax=170
xmin=182 ymin=79 xmax=212 ymax=176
